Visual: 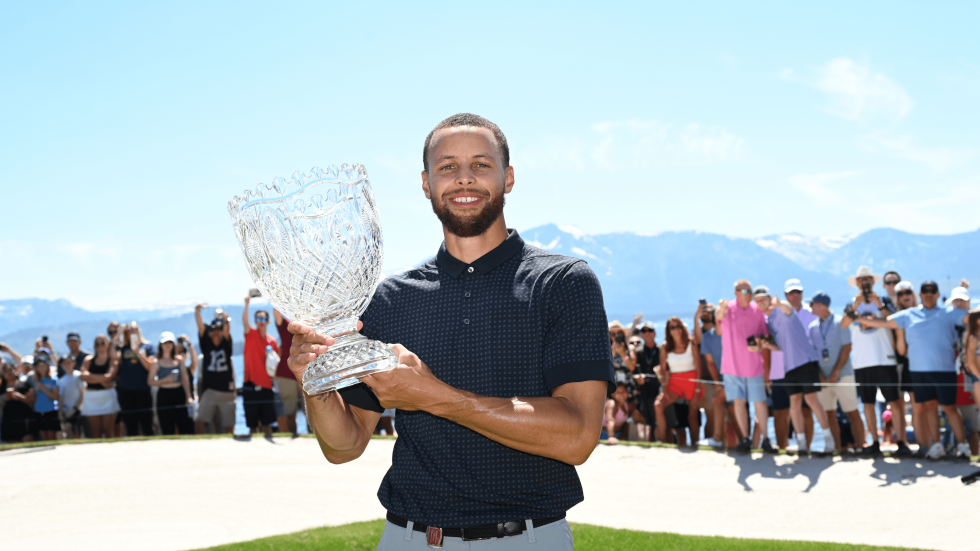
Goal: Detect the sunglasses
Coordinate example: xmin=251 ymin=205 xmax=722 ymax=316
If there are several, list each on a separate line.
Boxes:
xmin=629 ymin=340 xmax=642 ymax=346
xmin=897 ymin=290 xmax=913 ymax=297
xmin=669 ymin=325 xmax=684 ymax=330
xmin=920 ymin=288 xmax=939 ymax=295
xmin=255 ymin=317 xmax=269 ymax=322
xmin=640 ymin=328 xmax=655 ymax=333
xmin=95 ymin=341 xmax=107 ymax=347
xmin=787 ymin=290 xmax=802 ymax=295
xmin=884 ymin=280 xmax=900 ymax=285
xmin=737 ymin=288 xmax=751 ymax=295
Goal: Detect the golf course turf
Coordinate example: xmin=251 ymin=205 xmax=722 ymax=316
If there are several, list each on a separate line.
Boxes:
xmin=194 ymin=519 xmax=931 ymax=550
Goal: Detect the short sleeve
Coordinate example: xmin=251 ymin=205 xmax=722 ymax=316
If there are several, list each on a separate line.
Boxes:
xmin=541 ymin=262 xmax=615 ymax=393
xmin=891 ymin=310 xmax=911 ymax=330
xmin=948 ymin=307 xmax=967 ymax=327
xmin=840 ymin=322 xmax=852 ymax=345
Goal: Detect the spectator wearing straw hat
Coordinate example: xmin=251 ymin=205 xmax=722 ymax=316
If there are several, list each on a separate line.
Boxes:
xmin=841 ymin=266 xmax=909 ymax=456
xmin=859 ymin=280 xmax=971 ymax=459
xmin=807 ymin=292 xmax=865 ymax=452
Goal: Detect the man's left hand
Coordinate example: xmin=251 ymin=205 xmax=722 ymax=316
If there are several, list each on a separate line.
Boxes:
xmin=361 ymin=344 xmax=443 ymax=411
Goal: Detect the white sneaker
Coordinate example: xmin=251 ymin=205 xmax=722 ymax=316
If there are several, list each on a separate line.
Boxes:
xmin=705 ymin=438 xmax=723 ymax=448
xmin=955 ymin=443 xmax=972 ymax=459
xmin=925 ymin=442 xmax=946 ymax=460
xmin=823 ymin=434 xmax=837 ymax=454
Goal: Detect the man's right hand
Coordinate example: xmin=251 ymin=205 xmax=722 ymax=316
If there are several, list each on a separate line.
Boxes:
xmin=288 ymin=321 xmax=363 ymax=382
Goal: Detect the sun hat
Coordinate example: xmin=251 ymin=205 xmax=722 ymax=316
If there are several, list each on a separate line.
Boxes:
xmin=948 ymin=286 xmax=970 ymax=305
xmin=847 ymin=265 xmax=882 ymax=288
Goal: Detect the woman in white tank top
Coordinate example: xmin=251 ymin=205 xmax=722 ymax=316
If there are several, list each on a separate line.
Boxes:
xmin=654 ymin=317 xmax=702 ymax=443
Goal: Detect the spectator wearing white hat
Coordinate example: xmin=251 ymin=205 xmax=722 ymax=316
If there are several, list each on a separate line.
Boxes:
xmin=784 ymin=278 xmax=818 ymax=447
xmin=859 ymin=280 xmax=971 ymax=459
xmin=145 ymin=331 xmax=194 ymax=435
xmin=840 ymin=266 xmax=908 ymax=456
xmin=807 ymin=292 xmax=865 ymax=452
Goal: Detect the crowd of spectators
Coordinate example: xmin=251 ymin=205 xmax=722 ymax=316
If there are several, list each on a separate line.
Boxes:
xmin=3 ymin=272 xmax=978 ymax=463
xmin=0 ymin=292 xmax=305 ymax=443
xmin=604 ymin=267 xmax=980 ymax=460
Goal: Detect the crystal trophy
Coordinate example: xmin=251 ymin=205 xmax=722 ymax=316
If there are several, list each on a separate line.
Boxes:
xmin=228 ymin=164 xmax=397 ymax=395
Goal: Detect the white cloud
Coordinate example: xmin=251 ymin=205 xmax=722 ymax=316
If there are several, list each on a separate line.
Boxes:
xmin=815 ymin=58 xmax=913 ymax=123
xmin=858 ymin=133 xmax=974 ymax=172
xmin=788 ymin=171 xmax=863 ymax=205
xmin=516 ymin=119 xmax=746 ymax=172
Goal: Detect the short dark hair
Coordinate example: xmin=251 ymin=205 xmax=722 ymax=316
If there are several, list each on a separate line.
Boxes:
xmin=884 ymin=270 xmax=901 ymax=281
xmin=422 ymin=113 xmax=509 ymax=172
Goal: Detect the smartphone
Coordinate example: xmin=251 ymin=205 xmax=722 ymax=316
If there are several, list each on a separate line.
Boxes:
xmin=699 ymin=298 xmax=707 ymax=306
xmin=249 ymin=288 xmax=262 ymax=298
xmin=130 ymin=334 xmax=139 ymax=349
xmin=42 ymin=335 xmax=49 ymax=343
xmin=746 ymin=335 xmax=758 ymax=347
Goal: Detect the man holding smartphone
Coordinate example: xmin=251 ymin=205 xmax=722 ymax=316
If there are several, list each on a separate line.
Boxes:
xmin=195 ymin=304 xmax=235 ymax=434
xmin=715 ymin=280 xmax=771 ymax=453
xmin=288 ymin=113 xmax=612 ymax=549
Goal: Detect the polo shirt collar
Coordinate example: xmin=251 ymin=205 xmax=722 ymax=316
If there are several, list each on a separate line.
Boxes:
xmin=436 ymin=229 xmax=525 ymax=279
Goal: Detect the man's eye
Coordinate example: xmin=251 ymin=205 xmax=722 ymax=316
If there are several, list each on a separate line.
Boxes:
xmin=440 ymin=164 xmax=455 ymax=171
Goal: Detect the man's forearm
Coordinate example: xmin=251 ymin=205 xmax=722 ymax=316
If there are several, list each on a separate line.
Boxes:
xmin=304 ymin=392 xmax=376 ymax=464
xmin=428 ymin=381 xmax=605 ymax=466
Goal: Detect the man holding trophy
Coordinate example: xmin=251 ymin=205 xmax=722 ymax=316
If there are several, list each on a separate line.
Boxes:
xmin=286 ymin=114 xmax=614 ymax=549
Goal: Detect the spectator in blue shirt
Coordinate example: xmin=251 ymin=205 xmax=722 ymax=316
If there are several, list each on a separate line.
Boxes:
xmin=694 ymin=302 xmax=726 ymax=447
xmin=31 ymin=354 xmax=60 ymax=441
xmin=807 ymin=292 xmax=866 ymax=452
xmin=860 ymin=280 xmax=970 ymax=460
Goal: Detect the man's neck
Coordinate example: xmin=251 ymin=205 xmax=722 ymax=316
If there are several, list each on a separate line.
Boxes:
xmin=702 ymin=322 xmax=715 ymax=331
xmin=792 ymin=303 xmax=802 ymax=312
xmin=257 ymin=327 xmax=267 ymax=338
xmin=443 ymin=218 xmax=509 ymax=264
xmin=819 ymin=312 xmax=830 ymax=321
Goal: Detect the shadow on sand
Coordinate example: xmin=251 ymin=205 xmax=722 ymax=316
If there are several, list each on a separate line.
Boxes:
xmin=729 ymin=449 xmax=976 ymax=492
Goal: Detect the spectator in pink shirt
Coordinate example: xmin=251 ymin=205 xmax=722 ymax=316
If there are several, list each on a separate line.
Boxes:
xmin=715 ymin=279 xmax=772 ymax=453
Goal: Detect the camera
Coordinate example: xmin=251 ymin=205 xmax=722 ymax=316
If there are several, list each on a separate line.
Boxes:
xmin=614 ymin=333 xmax=625 ymax=345
xmin=861 ymin=282 xmax=873 ymax=302
xmin=844 ymin=303 xmax=858 ymax=320
xmin=746 ymin=335 xmax=758 ymax=347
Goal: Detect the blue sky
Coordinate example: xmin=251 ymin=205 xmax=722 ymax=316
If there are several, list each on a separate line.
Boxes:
xmin=2 ymin=2 xmax=978 ymax=310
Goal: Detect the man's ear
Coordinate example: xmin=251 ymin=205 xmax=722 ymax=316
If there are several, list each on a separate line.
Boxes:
xmin=503 ymin=166 xmax=515 ymax=194
xmin=421 ymin=169 xmax=431 ymax=200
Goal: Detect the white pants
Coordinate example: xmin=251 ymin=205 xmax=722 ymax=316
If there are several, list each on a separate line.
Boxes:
xmin=376 ymin=520 xmax=574 ymax=550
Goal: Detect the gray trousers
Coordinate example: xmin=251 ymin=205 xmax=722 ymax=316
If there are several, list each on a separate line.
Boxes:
xmin=376 ymin=519 xmax=574 ymax=550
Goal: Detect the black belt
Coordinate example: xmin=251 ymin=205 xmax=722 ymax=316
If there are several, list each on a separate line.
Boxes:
xmin=386 ymin=511 xmax=565 ymax=542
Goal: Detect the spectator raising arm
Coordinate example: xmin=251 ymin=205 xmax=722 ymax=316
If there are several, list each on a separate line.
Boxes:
xmin=0 ymin=343 xmax=22 ymax=365
xmin=195 ymin=303 xmax=207 ymax=338
xmin=242 ymin=295 xmax=253 ymax=335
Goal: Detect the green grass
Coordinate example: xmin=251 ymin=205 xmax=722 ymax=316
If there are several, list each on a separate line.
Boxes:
xmin=193 ymin=519 xmax=930 ymax=550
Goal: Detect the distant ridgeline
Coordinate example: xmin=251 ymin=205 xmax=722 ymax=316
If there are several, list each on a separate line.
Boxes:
xmin=2 ymin=224 xmax=978 ymax=355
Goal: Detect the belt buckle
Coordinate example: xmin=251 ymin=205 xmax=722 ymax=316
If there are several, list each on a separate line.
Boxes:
xmin=426 ymin=526 xmax=443 ymax=548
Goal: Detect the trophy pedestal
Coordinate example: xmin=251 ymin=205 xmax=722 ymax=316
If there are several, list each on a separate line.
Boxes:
xmin=302 ymin=332 xmax=397 ymax=395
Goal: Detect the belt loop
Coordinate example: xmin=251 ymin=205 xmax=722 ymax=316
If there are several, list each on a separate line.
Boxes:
xmin=405 ymin=520 xmax=414 ymax=541
xmin=525 ymin=519 xmax=536 ymax=544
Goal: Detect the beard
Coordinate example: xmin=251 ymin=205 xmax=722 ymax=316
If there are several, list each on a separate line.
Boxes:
xmin=430 ymin=189 xmax=505 ymax=238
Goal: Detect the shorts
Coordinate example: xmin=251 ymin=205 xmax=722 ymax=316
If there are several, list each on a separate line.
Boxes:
xmin=674 ymin=402 xmax=690 ymax=429
xmin=242 ymin=383 xmax=276 ymax=428
xmin=898 ymin=357 xmax=914 ymax=393
xmin=1 ymin=418 xmax=38 ymax=442
xmin=37 ymin=410 xmax=60 ymax=432
xmin=783 ymin=361 xmax=822 ymax=396
xmin=723 ymin=375 xmax=767 ymax=404
xmin=276 ymin=377 xmax=300 ymax=416
xmin=910 ymin=371 xmax=956 ymax=406
xmin=196 ymin=389 xmax=237 ymax=431
xmin=959 ymin=404 xmax=980 ymax=435
xmin=854 ymin=365 xmax=900 ymax=404
xmin=817 ymin=375 xmax=859 ymax=412
xmin=665 ymin=371 xmax=697 ymax=400
xmin=769 ymin=381 xmax=789 ymax=411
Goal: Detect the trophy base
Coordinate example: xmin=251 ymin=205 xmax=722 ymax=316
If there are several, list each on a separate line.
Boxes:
xmin=302 ymin=332 xmax=397 ymax=396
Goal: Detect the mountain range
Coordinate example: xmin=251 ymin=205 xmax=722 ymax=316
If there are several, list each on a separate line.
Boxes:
xmin=2 ymin=224 xmax=977 ymax=358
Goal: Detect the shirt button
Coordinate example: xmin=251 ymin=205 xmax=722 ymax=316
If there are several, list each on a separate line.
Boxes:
xmin=463 ymin=319 xmax=470 ymax=325
xmin=467 ymin=267 xmax=474 ymax=273
xmin=465 ymin=292 xmax=471 ymax=298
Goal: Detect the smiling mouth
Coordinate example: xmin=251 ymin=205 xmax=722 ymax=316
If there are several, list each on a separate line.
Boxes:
xmin=447 ymin=194 xmax=486 ymax=206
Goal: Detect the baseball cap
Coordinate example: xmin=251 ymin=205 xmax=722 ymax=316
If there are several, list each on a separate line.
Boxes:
xmin=752 ymin=285 xmax=771 ymax=297
xmin=784 ymin=278 xmax=804 ymax=293
xmin=895 ymin=281 xmax=914 ymax=292
xmin=808 ymin=292 xmax=831 ymax=306
xmin=66 ymin=332 xmax=81 ymax=342
xmin=639 ymin=321 xmax=656 ymax=331
xmin=33 ymin=353 xmax=51 ymax=366
xmin=210 ymin=318 xmax=226 ymax=331
xmin=920 ymin=280 xmax=939 ymax=292
xmin=159 ymin=331 xmax=176 ymax=345
xmin=20 ymin=354 xmax=34 ymax=366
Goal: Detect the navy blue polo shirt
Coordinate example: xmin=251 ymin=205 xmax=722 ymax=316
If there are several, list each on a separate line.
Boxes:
xmin=339 ymin=229 xmax=614 ymax=527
